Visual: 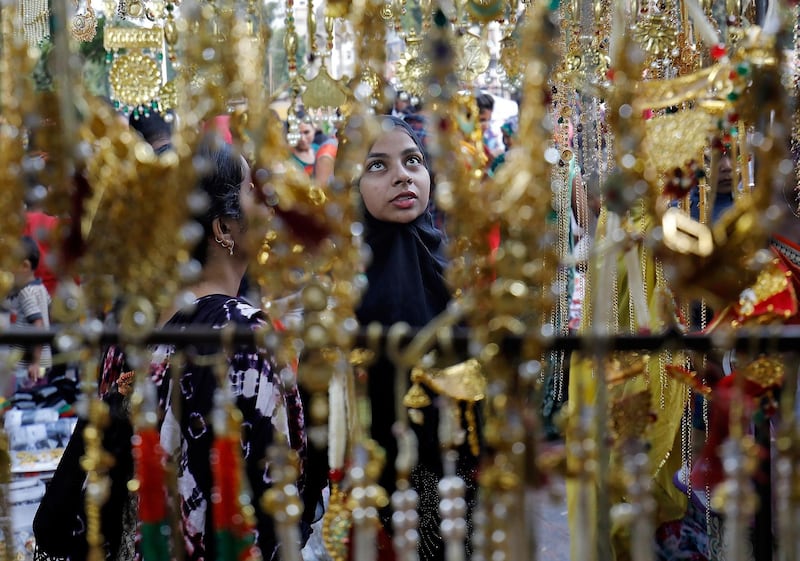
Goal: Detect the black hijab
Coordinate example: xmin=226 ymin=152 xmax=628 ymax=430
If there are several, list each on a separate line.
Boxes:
xmin=357 ymin=121 xmax=484 ymax=561
xmin=355 ymin=116 xmax=450 ymax=328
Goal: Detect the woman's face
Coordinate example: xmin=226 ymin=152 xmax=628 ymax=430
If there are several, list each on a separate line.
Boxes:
xmin=297 ymin=122 xmax=315 ymax=151
xmin=360 ymin=127 xmax=430 ymax=223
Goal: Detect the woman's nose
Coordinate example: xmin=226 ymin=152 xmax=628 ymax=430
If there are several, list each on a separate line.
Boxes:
xmin=394 ymin=166 xmax=411 ymax=184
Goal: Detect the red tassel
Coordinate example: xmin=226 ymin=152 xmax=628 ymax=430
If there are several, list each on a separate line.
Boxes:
xmin=272 ymin=207 xmax=331 ymax=248
xmin=211 ymin=436 xmax=241 ymax=530
xmin=133 ymin=429 xmax=167 ymax=523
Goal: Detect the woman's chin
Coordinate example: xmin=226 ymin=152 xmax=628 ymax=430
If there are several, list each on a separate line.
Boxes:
xmin=378 ymin=206 xmax=422 ymax=224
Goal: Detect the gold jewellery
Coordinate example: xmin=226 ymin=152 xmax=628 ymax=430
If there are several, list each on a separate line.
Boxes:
xmin=19 ymin=0 xmax=50 ymax=47
xmin=104 ymin=26 xmax=165 ymax=115
xmin=71 ymin=0 xmax=97 ymax=42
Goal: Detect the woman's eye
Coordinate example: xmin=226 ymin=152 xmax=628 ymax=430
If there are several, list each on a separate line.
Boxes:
xmin=366 ymin=161 xmax=385 ymax=171
xmin=406 ymin=155 xmax=422 ymax=165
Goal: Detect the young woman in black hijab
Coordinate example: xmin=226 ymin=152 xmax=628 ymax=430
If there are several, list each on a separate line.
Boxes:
xmin=356 ymin=116 xmax=479 ymax=561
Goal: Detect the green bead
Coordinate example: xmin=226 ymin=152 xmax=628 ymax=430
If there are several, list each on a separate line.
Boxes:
xmin=736 ymin=64 xmax=748 ymax=76
xmin=727 ymin=92 xmax=738 ymax=101
xmin=216 ymin=530 xmax=238 ymax=561
xmin=141 ymin=522 xmax=170 ymax=561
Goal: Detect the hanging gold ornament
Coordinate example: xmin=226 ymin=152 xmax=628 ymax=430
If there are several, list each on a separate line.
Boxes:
xmin=664 ymin=365 xmax=713 ymax=397
xmin=158 ymin=80 xmax=177 ymax=111
xmin=104 ymin=26 xmax=164 ymax=50
xmin=633 ymin=13 xmax=679 ymax=58
xmin=0 ymin=4 xmax=31 ymax=300
xmin=741 ymin=357 xmax=785 ymax=390
xmin=121 ymin=0 xmax=145 ymax=18
xmin=642 ymin=110 xmax=718 ymax=175
xmin=406 ymin=359 xmax=487 ymax=403
xmin=71 ymin=4 xmax=97 ymax=42
xmin=349 ymin=67 xmax=387 ymax=108
xmin=303 ymin=14 xmax=349 ymax=125
xmin=584 ymin=47 xmax=610 ymax=76
xmin=19 ymin=0 xmax=50 ymax=47
xmin=395 ymin=34 xmax=430 ymax=98
xmin=455 ymin=31 xmax=490 ymax=84
xmin=321 ymin=483 xmax=352 ymax=561
xmin=402 ymin=375 xmax=432 ymax=409
xmin=499 ymin=34 xmax=521 ymax=81
xmin=605 ymin=352 xmax=650 ymax=385
xmin=303 ymin=65 xmax=350 ymax=111
xmin=564 ymin=49 xmax=583 ymax=73
xmin=326 ymin=0 xmax=350 ymax=18
xmin=465 ymin=0 xmax=506 ymax=23
xmin=109 ymin=53 xmax=162 ymax=108
xmin=610 ymin=390 xmax=654 ymax=444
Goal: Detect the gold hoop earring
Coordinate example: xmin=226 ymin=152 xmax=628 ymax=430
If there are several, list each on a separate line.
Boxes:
xmin=214 ymin=237 xmax=233 ymax=255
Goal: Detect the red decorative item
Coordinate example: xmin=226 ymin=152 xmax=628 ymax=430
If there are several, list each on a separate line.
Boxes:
xmin=710 ymin=43 xmax=727 ymax=60
xmin=133 ymin=429 xmax=167 ymax=523
xmin=662 ymin=159 xmax=703 ymax=200
xmin=329 ymin=468 xmax=345 ymax=483
xmin=690 ymin=371 xmax=777 ymax=492
xmin=211 ymin=436 xmax=241 ymax=530
xmin=664 ymin=364 xmax=712 ymax=397
xmin=271 ymin=207 xmax=331 ymax=248
xmin=705 ymin=252 xmax=798 ymax=330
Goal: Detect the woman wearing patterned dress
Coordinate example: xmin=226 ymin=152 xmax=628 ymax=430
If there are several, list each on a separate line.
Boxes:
xmin=34 ymin=140 xmax=318 ymax=561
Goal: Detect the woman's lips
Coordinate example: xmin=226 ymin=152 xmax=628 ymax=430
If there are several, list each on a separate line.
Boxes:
xmin=392 ymin=191 xmax=417 ymax=209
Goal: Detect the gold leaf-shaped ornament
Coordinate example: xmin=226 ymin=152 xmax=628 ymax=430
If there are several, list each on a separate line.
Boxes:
xmin=456 ymin=32 xmax=490 ymax=84
xmin=303 ymin=64 xmax=350 ymax=111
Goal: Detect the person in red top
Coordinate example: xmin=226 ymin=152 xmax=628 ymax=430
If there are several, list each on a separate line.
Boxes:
xmin=23 ymin=182 xmax=60 ymax=296
xmin=314 ymin=135 xmax=338 ymax=186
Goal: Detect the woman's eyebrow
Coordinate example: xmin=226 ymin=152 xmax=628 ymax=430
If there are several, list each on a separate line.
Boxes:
xmin=367 ymin=148 xmax=421 ymax=159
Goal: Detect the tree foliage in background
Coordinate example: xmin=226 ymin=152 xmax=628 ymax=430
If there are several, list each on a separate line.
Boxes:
xmin=80 ymin=16 xmax=110 ymax=96
xmin=32 ymin=39 xmax=54 ymax=91
xmin=400 ymin=3 xmax=423 ymax=35
xmin=265 ymin=0 xmax=306 ymax=96
xmin=32 ymin=16 xmax=109 ymax=95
